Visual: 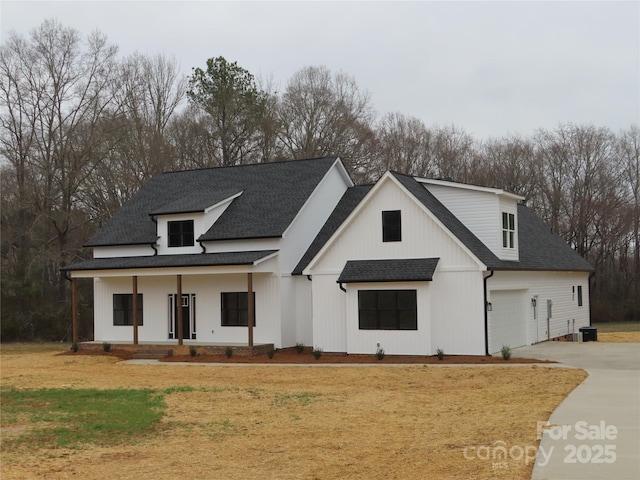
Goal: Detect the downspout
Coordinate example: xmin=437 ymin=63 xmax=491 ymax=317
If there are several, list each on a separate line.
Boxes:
xmin=483 ymin=269 xmax=494 ymax=356
xmin=150 ymin=215 xmax=159 ymax=256
xmin=588 ymin=271 xmax=595 ymax=326
xmin=198 ymin=240 xmax=207 ymax=254
xmin=339 ymin=283 xmax=346 ymax=293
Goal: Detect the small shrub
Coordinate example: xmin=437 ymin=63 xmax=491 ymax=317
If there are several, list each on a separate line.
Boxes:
xmin=436 ymin=347 xmax=444 ymax=360
xmin=71 ymin=342 xmax=78 ymax=353
xmin=266 ymin=347 xmax=275 ymax=359
xmin=312 ymin=347 xmax=323 ymax=359
xmin=189 ymin=346 xmax=197 ymax=357
xmin=225 ymin=346 xmax=233 ymax=358
xmin=375 ymin=346 xmax=385 ymax=360
xmin=102 ymin=342 xmax=111 ymax=352
xmin=501 ymin=345 xmax=512 ymax=361
xmin=295 ymin=342 xmax=305 ymax=354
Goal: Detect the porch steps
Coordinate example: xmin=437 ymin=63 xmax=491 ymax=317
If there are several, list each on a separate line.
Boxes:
xmin=132 ymin=349 xmax=173 ymax=359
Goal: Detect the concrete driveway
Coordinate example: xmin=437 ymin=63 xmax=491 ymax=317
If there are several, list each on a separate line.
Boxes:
xmin=514 ymin=342 xmax=640 ymax=480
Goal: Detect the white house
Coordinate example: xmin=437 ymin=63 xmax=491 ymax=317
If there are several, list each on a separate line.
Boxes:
xmin=64 ymin=157 xmax=593 ymax=355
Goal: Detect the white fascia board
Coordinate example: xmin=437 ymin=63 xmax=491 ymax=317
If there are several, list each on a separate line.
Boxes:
xmin=302 ymin=172 xmax=487 ymax=275
xmin=203 ymin=190 xmax=244 ymax=213
xmin=281 ymin=157 xmax=353 ymax=239
xmin=253 ymin=251 xmax=279 ymax=265
xmin=416 ymin=177 xmax=525 ymax=202
xmin=69 ymin=264 xmax=265 ymax=278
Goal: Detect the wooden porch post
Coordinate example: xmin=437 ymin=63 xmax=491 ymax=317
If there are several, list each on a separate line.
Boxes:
xmin=247 ymin=272 xmax=254 ymax=348
xmin=176 ymin=274 xmax=183 ymax=346
xmin=71 ymin=277 xmax=78 ymax=345
xmin=132 ymin=276 xmax=139 ymax=345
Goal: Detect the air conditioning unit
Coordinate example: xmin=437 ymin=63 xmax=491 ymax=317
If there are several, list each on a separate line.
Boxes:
xmin=572 ymin=332 xmax=583 ymax=342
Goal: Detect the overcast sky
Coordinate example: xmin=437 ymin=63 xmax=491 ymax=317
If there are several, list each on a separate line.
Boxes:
xmin=1 ymin=0 xmax=638 ymax=139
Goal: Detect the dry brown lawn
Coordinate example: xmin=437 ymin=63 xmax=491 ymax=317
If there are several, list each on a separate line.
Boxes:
xmin=1 ymin=344 xmax=586 ymax=480
xmin=598 ymin=331 xmax=640 ymax=343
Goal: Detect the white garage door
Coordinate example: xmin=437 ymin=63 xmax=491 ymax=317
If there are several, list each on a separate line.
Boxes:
xmin=489 ymin=290 xmax=527 ymax=354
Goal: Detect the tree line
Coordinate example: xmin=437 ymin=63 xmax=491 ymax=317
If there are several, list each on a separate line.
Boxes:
xmin=1 ymin=20 xmax=638 ymax=341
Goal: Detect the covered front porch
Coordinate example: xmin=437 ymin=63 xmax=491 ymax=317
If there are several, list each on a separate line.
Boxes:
xmin=62 ymin=250 xmax=279 ymax=350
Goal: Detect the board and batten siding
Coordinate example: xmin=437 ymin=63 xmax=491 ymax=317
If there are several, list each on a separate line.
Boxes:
xmin=93 ymin=272 xmax=282 ymax=346
xmin=311 ymin=274 xmax=347 ymax=352
xmin=488 ymin=270 xmax=590 ymax=347
xmin=429 ymin=270 xmax=486 ymax=355
xmin=310 ymin=178 xmax=481 ymax=274
xmin=344 ymin=281 xmax=431 ymax=356
xmin=308 ymin=176 xmax=485 ymax=354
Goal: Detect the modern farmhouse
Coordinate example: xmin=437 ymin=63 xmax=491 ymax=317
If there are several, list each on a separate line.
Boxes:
xmin=64 ymin=157 xmax=593 ymax=355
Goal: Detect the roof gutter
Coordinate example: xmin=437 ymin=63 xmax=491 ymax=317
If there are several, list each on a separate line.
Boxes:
xmin=483 ymin=269 xmax=494 ymax=356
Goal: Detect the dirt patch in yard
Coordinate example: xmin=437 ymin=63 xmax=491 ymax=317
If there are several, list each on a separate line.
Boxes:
xmin=2 ymin=344 xmax=584 ymax=480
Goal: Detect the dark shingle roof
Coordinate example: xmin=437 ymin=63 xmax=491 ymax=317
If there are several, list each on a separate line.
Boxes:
xmin=150 ymin=188 xmax=243 ymax=215
xmin=295 ymin=171 xmax=593 ymax=275
xmin=292 ymin=185 xmax=372 ymax=275
xmin=86 ymin=157 xmax=339 ymax=247
xmin=393 ymin=172 xmax=593 ymax=272
xmin=493 ymin=205 xmax=594 ymax=272
xmin=390 ymin=172 xmax=501 ymax=267
xmin=62 ymin=250 xmax=277 ymax=272
xmin=337 ymin=258 xmax=439 ymax=283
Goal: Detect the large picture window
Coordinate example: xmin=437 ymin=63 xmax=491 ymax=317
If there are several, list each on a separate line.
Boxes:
xmin=113 ymin=293 xmax=143 ymax=326
xmin=221 ymin=292 xmax=256 ymax=327
xmin=382 ymin=210 xmax=402 ymax=242
xmin=168 ymin=220 xmax=194 ymax=247
xmin=358 ymin=290 xmax=417 ymax=330
xmin=502 ymin=212 xmax=515 ymax=249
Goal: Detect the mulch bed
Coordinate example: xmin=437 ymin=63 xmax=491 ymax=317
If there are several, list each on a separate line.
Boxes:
xmin=60 ymin=346 xmax=554 ymax=364
xmin=161 ymin=347 xmax=554 ymax=364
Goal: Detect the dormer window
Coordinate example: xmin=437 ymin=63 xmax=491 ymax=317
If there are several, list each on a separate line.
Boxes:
xmin=168 ymin=220 xmax=194 ymax=247
xmin=382 ymin=210 xmax=402 ymax=242
xmin=502 ymin=212 xmax=515 ymax=249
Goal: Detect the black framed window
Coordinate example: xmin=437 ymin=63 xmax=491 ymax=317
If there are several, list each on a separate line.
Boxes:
xmin=502 ymin=212 xmax=515 ymax=248
xmin=358 ymin=290 xmax=417 ymax=330
xmin=113 ymin=294 xmax=143 ymax=326
xmin=168 ymin=220 xmax=194 ymax=247
xmin=382 ymin=210 xmax=402 ymax=242
xmin=221 ymin=292 xmax=256 ymax=327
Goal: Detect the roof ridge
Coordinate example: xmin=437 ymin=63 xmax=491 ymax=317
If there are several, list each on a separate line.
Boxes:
xmin=159 ymin=156 xmax=338 ymax=175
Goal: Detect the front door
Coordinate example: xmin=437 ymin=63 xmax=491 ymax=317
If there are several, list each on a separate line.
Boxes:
xmin=169 ymin=294 xmax=196 ymax=340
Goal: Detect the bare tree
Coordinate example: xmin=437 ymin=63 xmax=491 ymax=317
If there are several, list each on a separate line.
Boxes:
xmin=277 ymin=66 xmax=376 ymax=181
xmin=0 ymin=19 xmax=119 ymax=339
xmin=82 ymin=52 xmax=186 ymax=221
xmin=618 ymin=126 xmax=640 ymax=320
xmin=374 ymin=112 xmax=435 ymax=178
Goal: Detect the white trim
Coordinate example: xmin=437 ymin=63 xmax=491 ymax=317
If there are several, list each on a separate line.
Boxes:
xmin=204 ymin=190 xmax=244 ymax=213
xmin=416 ymin=177 xmax=525 ymax=201
xmin=70 ymin=265 xmax=270 ymax=278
